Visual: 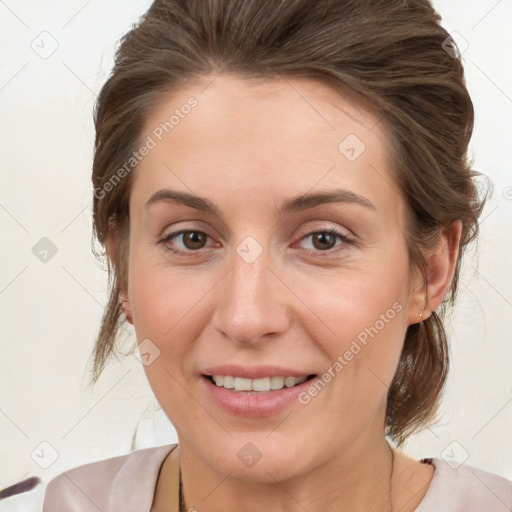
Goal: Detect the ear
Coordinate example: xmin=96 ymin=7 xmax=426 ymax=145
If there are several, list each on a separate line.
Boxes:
xmin=105 ymin=229 xmax=116 ymax=263
xmin=407 ymin=220 xmax=462 ymax=325
xmin=105 ymin=230 xmax=133 ymax=325
xmin=119 ymin=291 xmax=133 ymax=325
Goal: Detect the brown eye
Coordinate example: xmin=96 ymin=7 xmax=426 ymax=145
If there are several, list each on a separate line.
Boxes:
xmin=311 ymin=232 xmax=338 ymax=251
xmin=160 ymin=230 xmax=211 ymax=256
xmin=180 ymin=231 xmax=207 ymax=250
xmin=299 ymin=228 xmax=352 ymax=254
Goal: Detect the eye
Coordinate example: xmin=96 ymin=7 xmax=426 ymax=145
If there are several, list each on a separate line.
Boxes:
xmin=158 ymin=227 xmax=354 ymax=258
xmin=159 ymin=230 xmax=212 ymax=257
xmin=297 ymin=228 xmax=353 ymax=255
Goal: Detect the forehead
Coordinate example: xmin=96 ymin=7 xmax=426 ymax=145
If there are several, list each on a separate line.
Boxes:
xmin=131 ymin=74 xmax=403 ymax=225
xmin=142 ymin=73 xmax=387 ymax=151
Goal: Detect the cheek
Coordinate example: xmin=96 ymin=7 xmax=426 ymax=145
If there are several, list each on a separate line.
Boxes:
xmin=127 ymin=246 xmax=217 ymax=378
xmin=311 ymin=284 xmax=407 ymax=398
xmin=299 ymin=258 xmax=409 ymax=353
xmin=127 ymin=242 xmax=198 ymax=336
xmin=128 ymin=259 xmax=212 ymax=425
xmin=299 ymin=248 xmax=410 ymax=401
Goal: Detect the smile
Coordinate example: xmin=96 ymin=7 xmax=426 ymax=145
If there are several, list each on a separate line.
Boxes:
xmin=208 ymin=375 xmax=313 ymax=392
xmin=201 ymin=374 xmax=317 ymax=418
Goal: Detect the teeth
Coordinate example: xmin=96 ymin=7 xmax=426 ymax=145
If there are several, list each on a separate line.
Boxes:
xmin=270 ymin=376 xmax=285 ymax=390
xmin=223 ymin=376 xmax=234 ymax=389
xmin=250 ymin=377 xmax=269 ymax=392
xmin=234 ymin=377 xmax=252 ymax=391
xmin=284 ymin=377 xmax=296 ymax=388
xmin=211 ymin=375 xmax=308 ymax=392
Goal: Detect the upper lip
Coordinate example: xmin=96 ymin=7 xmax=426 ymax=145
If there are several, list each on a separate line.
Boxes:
xmin=201 ymin=365 xmax=315 ymax=379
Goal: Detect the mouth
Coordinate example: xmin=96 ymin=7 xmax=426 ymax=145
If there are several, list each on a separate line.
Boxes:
xmin=202 ymin=374 xmax=317 ymax=394
xmin=199 ymin=364 xmax=320 ymax=418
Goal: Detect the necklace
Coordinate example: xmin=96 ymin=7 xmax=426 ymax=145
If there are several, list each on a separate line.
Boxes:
xmin=178 ymin=442 xmax=395 ymax=512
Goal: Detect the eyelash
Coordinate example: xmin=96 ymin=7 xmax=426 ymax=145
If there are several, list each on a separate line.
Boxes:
xmin=158 ymin=228 xmax=354 ymax=258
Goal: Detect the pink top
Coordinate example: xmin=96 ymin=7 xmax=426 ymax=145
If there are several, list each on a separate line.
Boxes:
xmin=43 ymin=443 xmax=512 ymax=512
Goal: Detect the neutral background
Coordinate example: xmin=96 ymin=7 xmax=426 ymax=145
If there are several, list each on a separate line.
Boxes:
xmin=1 ymin=0 xmax=511 ymax=501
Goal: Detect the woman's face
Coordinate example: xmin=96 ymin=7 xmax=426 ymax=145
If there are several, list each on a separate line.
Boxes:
xmin=125 ymin=75 xmax=422 ymax=479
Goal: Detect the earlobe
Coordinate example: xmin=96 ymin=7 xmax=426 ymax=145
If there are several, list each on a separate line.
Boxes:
xmin=105 ymin=229 xmax=133 ymax=325
xmin=408 ymin=220 xmax=462 ymax=324
xmin=120 ymin=291 xmax=133 ymax=325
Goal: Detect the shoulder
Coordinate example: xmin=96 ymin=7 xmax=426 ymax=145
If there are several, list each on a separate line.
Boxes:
xmin=416 ymin=457 xmax=512 ymax=512
xmin=42 ymin=443 xmax=177 ymax=512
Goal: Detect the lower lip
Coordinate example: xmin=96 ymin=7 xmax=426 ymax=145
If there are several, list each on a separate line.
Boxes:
xmin=200 ymin=375 xmax=316 ymax=418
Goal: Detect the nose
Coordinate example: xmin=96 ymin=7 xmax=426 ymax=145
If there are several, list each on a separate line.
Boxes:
xmin=211 ymin=239 xmax=291 ymax=345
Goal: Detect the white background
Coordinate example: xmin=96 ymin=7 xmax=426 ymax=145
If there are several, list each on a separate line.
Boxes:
xmin=0 ymin=0 xmax=511 ymax=503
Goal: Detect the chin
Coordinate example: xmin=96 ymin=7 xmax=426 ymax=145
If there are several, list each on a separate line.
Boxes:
xmin=195 ymin=433 xmax=314 ymax=482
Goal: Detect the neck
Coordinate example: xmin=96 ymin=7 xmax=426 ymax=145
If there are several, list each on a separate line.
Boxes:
xmin=178 ymin=430 xmax=395 ymax=512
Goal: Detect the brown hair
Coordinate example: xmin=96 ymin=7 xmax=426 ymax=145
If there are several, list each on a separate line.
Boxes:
xmin=89 ymin=0 xmax=487 ymax=446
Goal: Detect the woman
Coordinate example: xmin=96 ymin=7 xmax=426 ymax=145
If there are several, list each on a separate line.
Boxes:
xmin=43 ymin=0 xmax=511 ymax=511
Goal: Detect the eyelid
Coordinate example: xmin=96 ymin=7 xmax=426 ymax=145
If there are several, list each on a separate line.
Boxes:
xmin=159 ymin=224 xmax=355 ymax=258
xmin=294 ymin=227 xmax=354 ymax=253
xmin=159 ymin=229 xmax=217 ymax=256
xmin=295 ymin=222 xmax=354 ymax=241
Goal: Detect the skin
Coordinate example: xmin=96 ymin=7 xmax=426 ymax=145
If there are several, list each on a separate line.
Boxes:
xmin=106 ymin=74 xmax=461 ymax=512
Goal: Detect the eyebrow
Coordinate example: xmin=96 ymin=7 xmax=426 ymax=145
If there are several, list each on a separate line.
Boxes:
xmin=144 ymin=187 xmax=376 ymax=218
